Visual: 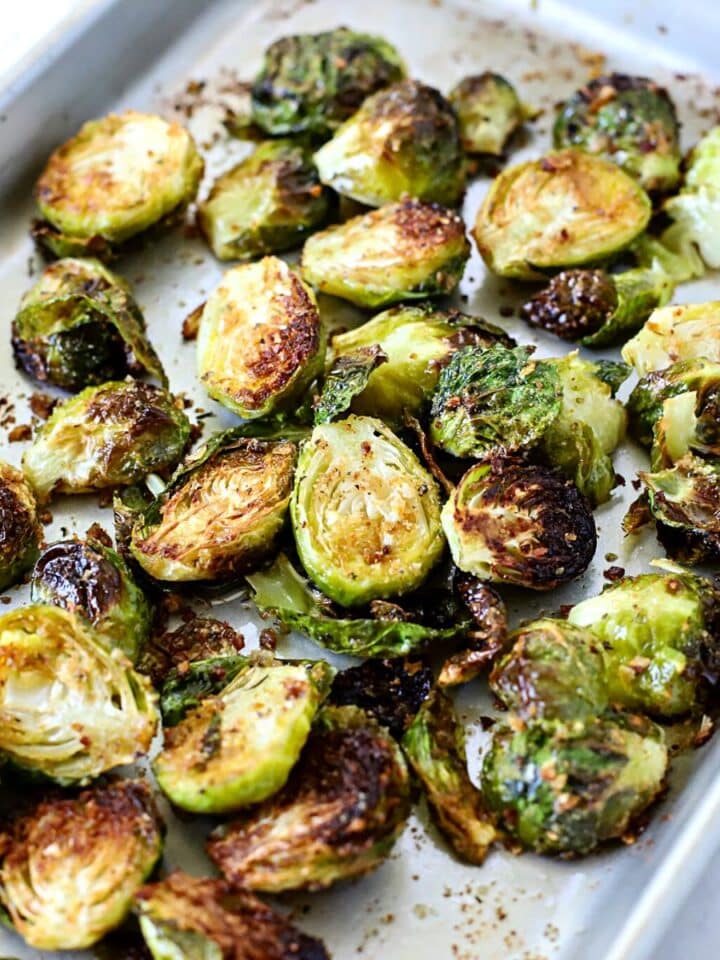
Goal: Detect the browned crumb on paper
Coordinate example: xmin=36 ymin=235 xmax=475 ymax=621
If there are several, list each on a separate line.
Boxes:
xmin=29 ymin=391 xmax=57 ymax=420
xmin=85 ymin=522 xmax=113 ymax=548
xmin=569 ymin=42 xmax=607 ymax=79
xmin=8 ymin=423 xmax=32 ymax=443
xmin=182 ymin=302 xmax=204 ymax=341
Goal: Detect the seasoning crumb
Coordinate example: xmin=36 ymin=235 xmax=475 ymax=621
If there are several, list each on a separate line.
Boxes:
xmin=8 ymin=424 xmax=32 ymax=442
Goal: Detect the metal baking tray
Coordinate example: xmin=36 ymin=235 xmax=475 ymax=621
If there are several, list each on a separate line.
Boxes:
xmin=1 ymin=1 xmax=719 ymax=957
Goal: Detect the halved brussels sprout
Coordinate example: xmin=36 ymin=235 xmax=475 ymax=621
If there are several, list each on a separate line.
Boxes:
xmin=31 ymin=536 xmax=150 ymax=663
xmin=33 ymin=111 xmax=203 ymax=259
xmin=290 ymin=416 xmax=443 ymax=606
xmin=136 ymin=871 xmax=329 ymax=960
xmin=402 ymin=690 xmax=497 ymax=864
xmin=553 ymin=74 xmax=681 ymax=193
xmin=0 ymin=461 xmax=41 ymax=592
xmin=22 ymin=380 xmax=190 ymax=502
xmin=622 ymin=302 xmax=720 ymax=375
xmin=329 ymin=304 xmax=512 ymax=426
xmin=481 ymin=713 xmax=668 ymax=855
xmin=490 ymin=618 xmax=608 ymax=724
xmin=208 ymin=705 xmax=411 ymax=891
xmin=441 ymin=458 xmax=597 ymax=591
xmin=472 ymin=149 xmax=651 ymax=279
xmin=197 ymin=257 xmax=325 ymax=419
xmin=198 ymin=140 xmax=330 ymax=261
xmin=429 ymin=344 xmax=562 ymax=460
xmin=301 ymin=199 xmax=470 ymax=308
xmin=437 ymin=575 xmax=508 ymax=687
xmin=664 ymin=126 xmax=720 ymax=268
xmin=139 ymin=616 xmax=245 ymax=687
xmin=131 ymin=432 xmax=296 ymax=582
xmin=0 ymin=780 xmax=162 ymax=950
xmin=12 ymin=257 xmax=166 ymax=390
xmin=569 ymin=572 xmax=719 ymax=715
xmin=153 ymin=655 xmax=334 ymax=814
xmin=329 ymin=657 xmax=432 ymax=739
xmin=0 ymin=605 xmax=157 ymax=783
xmin=449 ymin=72 xmax=527 ymax=155
xmin=159 ymin=653 xmax=249 ymax=726
xmin=314 ymin=80 xmax=465 ymax=207
xmin=251 ymin=28 xmax=405 ymax=137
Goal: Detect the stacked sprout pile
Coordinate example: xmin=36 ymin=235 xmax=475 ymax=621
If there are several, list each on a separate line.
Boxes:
xmin=2 ymin=26 xmax=720 ymax=958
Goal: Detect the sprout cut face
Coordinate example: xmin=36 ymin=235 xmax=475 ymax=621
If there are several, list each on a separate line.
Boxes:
xmin=290 ymin=416 xmax=444 ymax=606
xmin=301 ymin=199 xmax=470 ymax=309
xmin=472 ymin=149 xmax=651 ymax=279
xmin=664 ymin=126 xmax=720 ymax=269
xmin=622 ymin=302 xmax=720 ymax=375
xmin=449 ymin=72 xmax=527 ymax=156
xmin=197 ymin=257 xmax=325 ymax=419
xmin=0 ymin=780 xmax=162 ymax=950
xmin=0 ymin=461 xmax=41 ymax=592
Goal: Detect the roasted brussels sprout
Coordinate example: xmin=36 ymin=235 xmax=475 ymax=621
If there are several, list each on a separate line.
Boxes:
xmin=136 ymin=871 xmax=329 ymax=960
xmin=329 ymin=657 xmax=432 ymax=739
xmin=22 ymin=380 xmax=190 ymax=502
xmin=0 ymin=461 xmax=41 ymax=592
xmin=520 ymin=265 xmax=673 ymax=347
xmin=301 ymin=199 xmax=470 ymax=308
xmin=429 ymin=344 xmax=562 ymax=460
xmin=622 ymin=302 xmax=720 ymax=375
xmin=159 ymin=654 xmax=249 ymax=726
xmin=208 ymin=705 xmax=411 ymax=891
xmin=139 ymin=616 xmax=245 ymax=687
xmin=569 ymin=572 xmax=720 ymax=715
xmin=12 ymin=257 xmax=165 ymax=390
xmin=131 ymin=432 xmax=295 ymax=582
xmin=197 ymin=257 xmax=325 ymax=419
xmin=313 ymin=344 xmax=388 ymax=425
xmin=33 ymin=111 xmax=203 ymax=259
xmin=291 ymin=416 xmax=443 ymax=606
xmin=154 ymin=655 xmax=333 ymax=814
xmin=437 ymin=575 xmax=508 ymax=687
xmin=251 ymin=28 xmax=405 ymax=137
xmin=402 ymin=690 xmax=497 ymax=864
xmin=449 ymin=72 xmax=527 ymax=155
xmin=0 ymin=780 xmax=162 ymax=950
xmin=314 ymin=79 xmax=465 ymax=207
xmin=0 ymin=605 xmax=157 ymax=783
xmin=329 ymin=304 xmax=512 ymax=426
xmin=553 ymin=74 xmax=681 ymax=193
xmin=198 ymin=141 xmax=330 ymax=261
xmin=481 ymin=713 xmax=668 ymax=855
xmin=31 ymin=536 xmax=150 ymax=662
xmin=490 ymin=619 xmax=608 ymax=724
xmin=664 ymin=126 xmax=720 ymax=268
xmin=472 ymin=149 xmax=651 ymax=279
xmin=441 ymin=458 xmax=597 ymax=591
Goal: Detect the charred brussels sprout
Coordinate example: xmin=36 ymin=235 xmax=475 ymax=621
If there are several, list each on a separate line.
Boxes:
xmin=314 ymin=79 xmax=465 ymax=207
xmin=31 ymin=536 xmax=150 ymax=662
xmin=402 ymin=690 xmax=497 ymax=864
xmin=197 ymin=257 xmax=325 ymax=419
xmin=472 ymin=149 xmax=651 ymax=279
xmin=251 ymin=28 xmax=405 ymax=137
xmin=22 ymin=380 xmax=190 ymax=502
xmin=329 ymin=304 xmax=512 ymax=426
xmin=153 ymin=656 xmax=334 ymax=814
xmin=0 ymin=605 xmax=157 ymax=783
xmin=481 ymin=713 xmax=668 ymax=855
xmin=11 ymin=257 xmax=165 ymax=390
xmin=291 ymin=416 xmax=443 ymax=606
xmin=0 ymin=461 xmax=41 ymax=592
xmin=329 ymin=657 xmax=432 ymax=739
xmin=301 ymin=199 xmax=470 ymax=308
xmin=208 ymin=705 xmax=411 ymax=891
xmin=131 ymin=433 xmax=295 ymax=582
xmin=449 ymin=72 xmax=527 ymax=156
xmin=664 ymin=126 xmax=720 ymax=268
xmin=441 ymin=458 xmax=597 ymax=591
xmin=553 ymin=74 xmax=681 ymax=193
xmin=139 ymin=616 xmax=245 ymax=687
xmin=490 ymin=619 xmax=608 ymax=724
xmin=622 ymin=302 xmax=720 ymax=375
xmin=198 ymin=141 xmax=330 ymax=261
xmin=33 ymin=111 xmax=203 ymax=259
xmin=429 ymin=344 xmax=562 ymax=460
xmin=0 ymin=780 xmax=162 ymax=950
xmin=136 ymin=872 xmax=329 ymax=960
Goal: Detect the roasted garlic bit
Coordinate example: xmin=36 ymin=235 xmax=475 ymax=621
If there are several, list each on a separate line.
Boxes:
xmin=251 ymin=27 xmax=405 ymax=137
xmin=314 ymin=79 xmax=465 ymax=207
xmin=472 ymin=149 xmax=651 ymax=279
xmin=0 ymin=460 xmax=41 ymax=592
xmin=33 ymin=110 xmax=203 ymax=259
xmin=22 ymin=380 xmax=190 ymax=501
xmin=207 ymin=705 xmax=411 ymax=891
xmin=622 ymin=302 xmax=720 ymax=375
xmin=664 ymin=126 xmax=720 ymax=269
xmin=449 ymin=72 xmax=528 ymax=156
xmin=301 ymin=199 xmax=470 ymax=309
xmin=0 ymin=780 xmax=163 ymax=950
xmin=197 ymin=257 xmax=325 ymax=419
xmin=0 ymin=604 xmax=158 ymax=784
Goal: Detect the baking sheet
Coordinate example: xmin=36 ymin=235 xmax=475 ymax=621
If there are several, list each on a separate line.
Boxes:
xmin=1 ymin=1 xmax=720 ymax=958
